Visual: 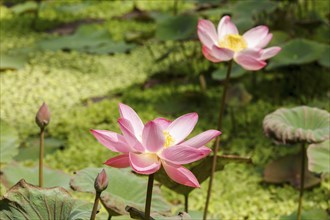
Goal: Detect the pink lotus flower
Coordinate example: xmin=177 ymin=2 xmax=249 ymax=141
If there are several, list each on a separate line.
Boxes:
xmin=91 ymin=103 xmax=221 ymax=188
xmin=197 ymin=16 xmax=281 ymax=70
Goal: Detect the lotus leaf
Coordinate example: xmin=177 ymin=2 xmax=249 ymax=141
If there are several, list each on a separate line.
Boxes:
xmin=0 ymin=53 xmax=28 ymax=71
xmin=70 ymin=167 xmax=171 ymax=217
xmin=125 ymin=206 xmax=194 ymax=220
xmin=263 ymin=106 xmax=330 ymax=144
xmin=0 ymin=120 xmax=19 ymax=164
xmin=307 ymin=139 xmax=330 ymax=173
xmin=263 ymin=153 xmax=320 ymax=189
xmin=155 ymin=14 xmax=198 ymax=41
xmin=39 ymin=25 xmax=136 ymax=54
xmin=11 ymin=1 xmax=38 ymax=15
xmin=267 ymin=39 xmax=326 ymax=69
xmin=318 ymin=45 xmax=330 ymax=68
xmin=280 ymin=209 xmax=329 ymax=220
xmin=155 ymin=155 xmax=251 ymax=196
xmin=1 ymin=163 xmax=71 ymax=190
xmin=0 ymin=179 xmax=92 ymax=220
xmin=232 ymin=0 xmax=278 ymax=17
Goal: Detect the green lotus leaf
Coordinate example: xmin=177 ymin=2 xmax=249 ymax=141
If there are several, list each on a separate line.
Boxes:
xmin=0 ymin=120 xmax=19 ymax=164
xmin=307 ymin=139 xmax=330 ymax=173
xmin=279 ymin=209 xmax=329 ymax=220
xmin=70 ymin=167 xmax=171 ymax=217
xmin=268 ymin=31 xmax=290 ymax=47
xmin=15 ymin=137 xmax=65 ymax=161
xmin=1 ymin=163 xmax=71 ymax=190
xmin=39 ymin=25 xmax=136 ymax=54
xmin=0 ymin=179 xmax=92 ymax=220
xmin=155 ymin=155 xmax=251 ymax=196
xmin=267 ymin=39 xmax=326 ymax=69
xmin=263 ymin=153 xmax=320 ymax=189
xmin=263 ymin=106 xmax=330 ymax=144
xmin=155 ymin=14 xmax=198 ymax=41
xmin=10 ymin=1 xmax=38 ymax=15
xmin=0 ymin=53 xmax=28 ymax=71
xmin=125 ymin=206 xmax=194 ymax=220
xmin=232 ymin=0 xmax=278 ymax=17
xmin=225 ymin=83 xmax=252 ymax=107
xmin=212 ymin=64 xmax=247 ymax=81
xmin=318 ymin=45 xmax=330 ymax=68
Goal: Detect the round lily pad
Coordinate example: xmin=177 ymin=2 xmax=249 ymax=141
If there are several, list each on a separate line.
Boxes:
xmin=0 ymin=120 xmax=19 ymax=164
xmin=263 ymin=106 xmax=330 ymax=144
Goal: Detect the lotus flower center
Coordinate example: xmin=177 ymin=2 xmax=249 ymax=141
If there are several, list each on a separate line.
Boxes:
xmin=163 ymin=131 xmax=175 ymax=148
xmin=219 ymin=34 xmax=247 ymax=52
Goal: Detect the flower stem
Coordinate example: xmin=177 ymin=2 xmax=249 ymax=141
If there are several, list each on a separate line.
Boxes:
xmin=203 ymin=60 xmax=233 ymax=220
xmin=39 ymin=127 xmax=44 ymax=187
xmin=297 ymin=143 xmax=306 ymax=220
xmin=90 ymin=192 xmax=101 ymax=220
xmin=145 ymin=173 xmax=154 ymax=220
xmin=184 ymin=194 xmax=189 ymax=213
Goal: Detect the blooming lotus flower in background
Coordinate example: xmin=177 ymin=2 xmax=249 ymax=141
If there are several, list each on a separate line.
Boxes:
xmin=91 ymin=103 xmax=221 ymax=188
xmin=197 ymin=15 xmax=281 ymax=70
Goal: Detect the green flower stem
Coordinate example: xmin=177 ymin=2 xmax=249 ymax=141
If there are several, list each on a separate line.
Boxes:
xmin=184 ymin=194 xmax=189 ymax=213
xmin=90 ymin=192 xmax=101 ymax=220
xmin=297 ymin=143 xmax=306 ymax=220
xmin=39 ymin=127 xmax=44 ymax=187
xmin=145 ymin=173 xmax=154 ymax=220
xmin=203 ymin=60 xmax=233 ymax=220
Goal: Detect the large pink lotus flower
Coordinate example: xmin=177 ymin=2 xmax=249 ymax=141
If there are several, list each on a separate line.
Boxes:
xmin=91 ymin=103 xmax=221 ymax=188
xmin=197 ymin=16 xmax=281 ymax=70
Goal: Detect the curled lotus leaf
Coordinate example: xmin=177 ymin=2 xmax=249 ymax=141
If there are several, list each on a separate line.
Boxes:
xmin=0 ymin=179 xmax=92 ymax=220
xmin=263 ymin=106 xmax=330 ymax=144
xmin=307 ymin=139 xmax=330 ymax=173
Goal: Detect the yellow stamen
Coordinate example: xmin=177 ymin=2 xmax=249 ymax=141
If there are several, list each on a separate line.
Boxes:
xmin=163 ymin=131 xmax=175 ymax=148
xmin=218 ymin=34 xmax=247 ymax=52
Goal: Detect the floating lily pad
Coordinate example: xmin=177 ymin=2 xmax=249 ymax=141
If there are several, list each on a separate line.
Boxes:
xmin=267 ymin=39 xmax=326 ymax=69
xmin=0 ymin=179 xmax=92 ymax=220
xmin=155 ymin=14 xmax=198 ymax=41
xmin=70 ymin=167 xmax=171 ymax=217
xmin=212 ymin=64 xmax=247 ymax=81
xmin=1 ymin=163 xmax=71 ymax=190
xmin=126 ymin=206 xmax=194 ymax=220
xmin=279 ymin=209 xmax=329 ymax=220
xmin=318 ymin=45 xmax=330 ymax=68
xmin=268 ymin=31 xmax=290 ymax=47
xmin=155 ymin=155 xmax=251 ymax=195
xmin=232 ymin=0 xmax=278 ymax=17
xmin=307 ymin=139 xmax=330 ymax=173
xmin=0 ymin=53 xmax=28 ymax=71
xmin=263 ymin=106 xmax=330 ymax=144
xmin=263 ymin=153 xmax=320 ymax=189
xmin=39 ymin=25 xmax=136 ymax=54
xmin=0 ymin=120 xmax=19 ymax=164
xmin=15 ymin=137 xmax=65 ymax=161
xmin=225 ymin=83 xmax=252 ymax=107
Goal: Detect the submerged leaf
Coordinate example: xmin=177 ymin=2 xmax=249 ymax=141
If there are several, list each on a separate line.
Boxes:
xmin=0 ymin=179 xmax=92 ymax=220
xmin=70 ymin=167 xmax=171 ymax=216
xmin=263 ymin=153 xmax=320 ymax=189
xmin=0 ymin=120 xmax=19 ymax=164
xmin=155 ymin=155 xmax=251 ymax=195
xmin=263 ymin=106 xmax=330 ymax=144
xmin=307 ymin=139 xmax=330 ymax=173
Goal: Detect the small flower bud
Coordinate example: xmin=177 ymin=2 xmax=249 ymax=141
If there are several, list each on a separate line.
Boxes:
xmin=35 ymin=102 xmax=50 ymax=129
xmin=94 ymin=169 xmax=108 ymax=193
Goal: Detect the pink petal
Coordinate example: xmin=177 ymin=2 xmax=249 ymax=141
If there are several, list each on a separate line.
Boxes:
xmin=260 ymin=47 xmax=281 ymax=60
xmin=118 ymin=118 xmax=144 ymax=152
xmin=202 ymin=46 xmax=222 ymax=63
xmin=129 ymin=152 xmax=161 ymax=175
xmin=243 ymin=25 xmax=269 ymax=48
xmin=234 ymin=49 xmax=267 ymax=71
xmin=211 ymin=45 xmax=235 ymax=61
xmin=118 ymin=103 xmax=144 ymax=137
xmin=153 ymin=117 xmax=171 ymax=130
xmin=167 ymin=113 xmax=198 ymax=144
xmin=162 ymin=161 xmax=200 ymax=188
xmin=104 ymin=154 xmax=130 ymax=168
xmin=198 ymin=146 xmax=212 ymax=155
xmin=257 ymin=33 xmax=273 ymax=49
xmin=160 ymin=145 xmax=209 ymax=165
xmin=90 ymin=129 xmax=131 ymax=152
xmin=182 ymin=130 xmax=221 ymax=148
xmin=142 ymin=121 xmax=165 ymax=152
xmin=197 ymin=19 xmax=218 ymax=49
xmin=217 ymin=16 xmax=239 ymax=40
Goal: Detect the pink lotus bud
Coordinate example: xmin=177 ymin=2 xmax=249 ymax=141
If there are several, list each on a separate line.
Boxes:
xmin=94 ymin=169 xmax=108 ymax=193
xmin=35 ymin=102 xmax=50 ymax=129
